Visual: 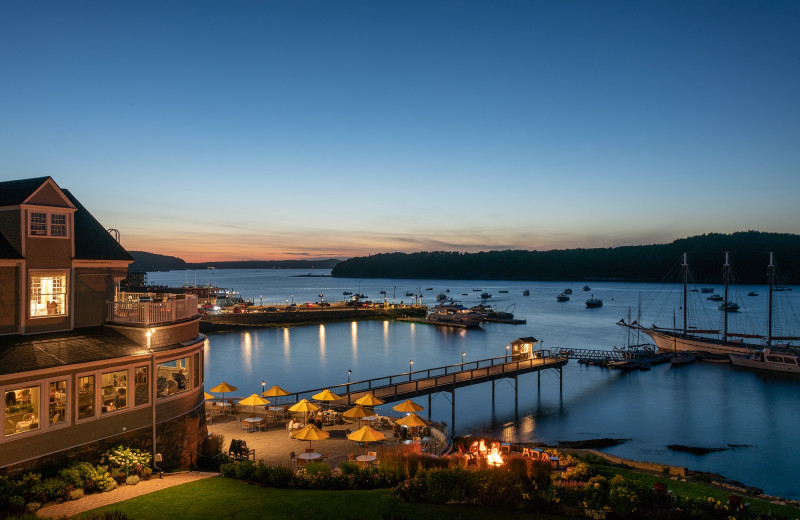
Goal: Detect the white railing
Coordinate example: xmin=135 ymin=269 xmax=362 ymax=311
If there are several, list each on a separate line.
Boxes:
xmin=107 ymin=294 xmax=198 ymax=326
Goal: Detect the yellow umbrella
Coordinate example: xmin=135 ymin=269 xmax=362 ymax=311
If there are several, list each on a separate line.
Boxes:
xmin=342 ymin=404 xmax=375 ymax=420
xmin=262 ymin=385 xmax=290 ymax=397
xmin=312 ymin=388 xmax=342 ymax=402
xmin=354 ymin=393 xmax=385 ymax=406
xmin=203 ymin=392 xmax=214 ymax=400
xmin=238 ymin=393 xmax=270 ymax=415
xmin=347 ymin=425 xmax=385 ymax=444
xmin=288 ymin=398 xmax=320 ymax=424
xmin=395 ymin=413 xmax=428 ymax=428
xmin=392 ymin=399 xmax=424 ymax=413
xmin=292 ymin=423 xmax=330 ymax=450
xmin=209 ymin=382 xmax=238 ymax=403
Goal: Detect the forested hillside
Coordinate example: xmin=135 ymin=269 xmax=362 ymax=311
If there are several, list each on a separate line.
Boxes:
xmin=330 ymin=232 xmax=800 ymax=284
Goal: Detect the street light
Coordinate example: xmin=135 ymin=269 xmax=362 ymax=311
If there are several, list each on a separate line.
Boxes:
xmin=259 ymin=295 xmax=263 ymax=307
xmin=262 ymin=380 xmax=265 ymax=394
xmin=409 ymin=360 xmax=414 ymax=381
xmin=506 ymin=345 xmax=510 ymax=362
xmin=348 ymin=369 xmax=351 ymax=384
xmin=461 ymin=352 xmax=466 ymax=365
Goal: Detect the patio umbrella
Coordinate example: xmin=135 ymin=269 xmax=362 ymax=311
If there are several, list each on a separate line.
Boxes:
xmin=238 ymin=393 xmax=270 ymax=415
xmin=312 ymin=388 xmax=342 ymax=412
xmin=354 ymin=393 xmax=385 ymax=407
xmin=342 ymin=404 xmax=375 ymax=420
xmin=203 ymin=392 xmax=214 ymax=400
xmin=209 ymin=382 xmax=238 ymax=404
xmin=394 ymin=413 xmax=428 ymax=428
xmin=288 ymin=398 xmax=320 ymax=424
xmin=347 ymin=425 xmax=385 ymax=444
xmin=392 ymin=399 xmax=424 ymax=413
xmin=262 ymin=385 xmax=290 ymax=398
xmin=292 ymin=423 xmax=330 ymax=450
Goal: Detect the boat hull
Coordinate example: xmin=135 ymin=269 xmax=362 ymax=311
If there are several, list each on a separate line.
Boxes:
xmin=643 ymin=328 xmax=756 ymax=356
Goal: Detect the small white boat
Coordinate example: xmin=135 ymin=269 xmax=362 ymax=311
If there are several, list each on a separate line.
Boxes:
xmin=670 ymin=352 xmax=696 ymax=365
xmin=729 ymin=348 xmax=800 ymax=374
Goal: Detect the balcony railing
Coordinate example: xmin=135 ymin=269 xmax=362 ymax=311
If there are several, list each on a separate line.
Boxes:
xmin=107 ymin=294 xmax=199 ymax=326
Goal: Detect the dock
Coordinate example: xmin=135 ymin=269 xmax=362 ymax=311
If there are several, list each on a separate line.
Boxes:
xmin=282 ymin=352 xmax=568 ymax=435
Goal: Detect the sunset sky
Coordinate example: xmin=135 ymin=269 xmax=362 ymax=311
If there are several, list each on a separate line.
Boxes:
xmin=2 ymin=1 xmax=799 ymax=262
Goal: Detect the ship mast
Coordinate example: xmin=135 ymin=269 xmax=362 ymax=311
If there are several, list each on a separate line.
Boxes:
xmin=682 ymin=252 xmax=688 ymax=336
xmin=768 ymin=252 xmax=774 ymax=346
xmin=723 ymin=252 xmax=730 ymax=340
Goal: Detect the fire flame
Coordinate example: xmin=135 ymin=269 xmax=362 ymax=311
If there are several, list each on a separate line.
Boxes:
xmin=469 ymin=439 xmax=504 ymax=466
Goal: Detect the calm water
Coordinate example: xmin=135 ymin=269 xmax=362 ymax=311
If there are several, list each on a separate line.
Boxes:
xmin=148 ymin=269 xmax=800 ymax=500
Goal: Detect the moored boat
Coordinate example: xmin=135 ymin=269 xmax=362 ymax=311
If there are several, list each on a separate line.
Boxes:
xmin=563 ymin=288 xmax=573 ymax=294
xmin=585 ymin=295 xmax=603 ymax=308
xmin=522 ymin=289 xmax=530 ymax=296
xmin=556 ymin=293 xmax=570 ymax=302
xmin=424 ymin=302 xmax=483 ymax=328
xmin=729 ymin=348 xmax=800 ymax=374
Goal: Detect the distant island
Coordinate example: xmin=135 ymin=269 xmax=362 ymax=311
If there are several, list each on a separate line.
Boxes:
xmin=127 ymin=251 xmax=340 ymax=273
xmin=331 ymin=231 xmax=800 ymax=284
xmin=128 ymin=231 xmax=800 ymax=284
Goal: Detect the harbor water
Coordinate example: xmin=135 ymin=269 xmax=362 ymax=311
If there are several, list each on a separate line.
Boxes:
xmin=147 ymin=268 xmax=800 ymax=500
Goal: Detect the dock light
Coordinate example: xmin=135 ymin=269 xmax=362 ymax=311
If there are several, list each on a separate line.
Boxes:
xmin=260 ymin=295 xmax=263 ymax=307
xmin=348 ymin=369 xmax=351 ymax=383
xmin=506 ymin=345 xmax=510 ymax=361
xmin=462 ymin=352 xmax=466 ymax=364
xmin=262 ymin=380 xmax=265 ymax=393
xmin=409 ymin=360 xmax=414 ymax=380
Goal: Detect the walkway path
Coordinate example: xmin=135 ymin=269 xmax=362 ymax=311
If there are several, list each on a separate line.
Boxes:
xmin=36 ymin=471 xmax=218 ymax=519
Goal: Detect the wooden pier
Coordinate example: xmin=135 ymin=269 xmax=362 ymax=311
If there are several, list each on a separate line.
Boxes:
xmin=285 ymin=351 xmax=568 ymax=435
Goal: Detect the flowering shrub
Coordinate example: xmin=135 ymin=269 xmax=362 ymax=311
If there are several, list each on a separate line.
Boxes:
xmin=560 ymin=461 xmax=591 ymax=481
xmin=100 ymin=446 xmax=152 ymax=477
xmin=393 ymin=475 xmax=427 ymax=502
xmin=126 ymin=475 xmax=140 ymax=486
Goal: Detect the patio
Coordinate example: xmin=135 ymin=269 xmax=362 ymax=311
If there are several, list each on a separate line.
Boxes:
xmin=205 ymin=408 xmax=444 ymax=470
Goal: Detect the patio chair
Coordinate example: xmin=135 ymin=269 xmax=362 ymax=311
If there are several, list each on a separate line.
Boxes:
xmin=348 ymin=453 xmax=355 ymax=461
xmin=501 ymin=443 xmax=510 ymax=453
xmin=258 ymin=418 xmax=269 ymax=431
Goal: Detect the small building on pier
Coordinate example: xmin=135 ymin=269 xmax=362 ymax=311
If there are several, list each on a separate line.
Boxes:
xmin=509 ymin=337 xmax=539 ymax=361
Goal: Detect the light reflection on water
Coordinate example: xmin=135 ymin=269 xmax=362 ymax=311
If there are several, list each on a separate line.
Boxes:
xmin=147 ymin=269 xmax=800 ymax=500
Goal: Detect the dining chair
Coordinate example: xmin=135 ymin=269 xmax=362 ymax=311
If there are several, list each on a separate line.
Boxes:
xmin=367 ymin=451 xmax=377 ymax=458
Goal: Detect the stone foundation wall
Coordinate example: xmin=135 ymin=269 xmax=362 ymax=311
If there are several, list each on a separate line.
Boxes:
xmin=0 ymin=402 xmax=207 ymax=478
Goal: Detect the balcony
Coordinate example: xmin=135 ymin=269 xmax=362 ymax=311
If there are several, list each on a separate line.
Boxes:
xmin=107 ymin=293 xmax=199 ymax=326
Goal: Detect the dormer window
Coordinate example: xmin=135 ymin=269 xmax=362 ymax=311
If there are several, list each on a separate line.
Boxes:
xmin=28 ymin=211 xmax=69 ymax=238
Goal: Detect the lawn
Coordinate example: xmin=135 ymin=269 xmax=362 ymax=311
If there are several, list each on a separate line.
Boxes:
xmin=76 ymin=477 xmax=565 ymax=520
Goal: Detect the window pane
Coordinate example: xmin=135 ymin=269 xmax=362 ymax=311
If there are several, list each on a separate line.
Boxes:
xmin=4 ymin=386 xmax=41 ymax=437
xmin=49 ymin=380 xmax=67 ymax=425
xmin=30 ymin=272 xmax=67 ymax=317
xmin=30 ymin=212 xmax=47 ymax=235
xmin=50 ymin=214 xmax=67 ymax=237
xmin=101 ymin=370 xmax=128 ymax=413
xmin=78 ymin=375 xmax=95 ymax=419
xmin=157 ymin=357 xmax=191 ymax=398
xmin=134 ymin=366 xmax=149 ymax=406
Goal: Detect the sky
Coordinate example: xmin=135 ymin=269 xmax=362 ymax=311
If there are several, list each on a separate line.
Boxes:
xmin=2 ymin=1 xmax=799 ymax=262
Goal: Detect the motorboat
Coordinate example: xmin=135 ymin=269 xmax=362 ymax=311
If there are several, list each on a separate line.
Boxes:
xmin=585 ymin=295 xmax=603 ymax=308
xmin=556 ymin=293 xmax=570 ymax=302
xmin=425 ymin=302 xmax=483 ymax=328
xmin=719 ymin=302 xmax=740 ymax=312
xmin=730 ymin=348 xmax=799 ymax=374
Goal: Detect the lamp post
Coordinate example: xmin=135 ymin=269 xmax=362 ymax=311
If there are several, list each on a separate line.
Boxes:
xmin=409 ymin=360 xmax=413 ymax=381
xmin=506 ymin=345 xmax=510 ymax=362
xmin=348 ymin=369 xmax=351 ymax=384
xmin=260 ymin=295 xmax=263 ymax=307
xmin=262 ymin=380 xmax=265 ymax=394
xmin=461 ymin=352 xmax=466 ymax=366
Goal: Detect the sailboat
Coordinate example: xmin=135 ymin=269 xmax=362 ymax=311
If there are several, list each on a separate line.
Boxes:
xmin=619 ymin=252 xmax=795 ymax=357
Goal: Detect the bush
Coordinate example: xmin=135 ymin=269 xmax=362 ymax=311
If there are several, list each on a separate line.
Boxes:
xmin=125 ymin=475 xmax=140 ymax=486
xmin=82 ymin=511 xmax=132 ymax=520
xmin=69 ymin=488 xmax=85 ymax=501
xmin=473 ymin=469 xmax=525 ymax=508
xmin=424 ymin=467 xmax=475 ymax=504
xmin=393 ymin=474 xmax=427 ymax=503
xmin=302 ymin=462 xmax=330 ymax=477
xmin=199 ymin=433 xmax=226 ymax=472
xmin=100 ymin=446 xmax=152 ymax=477
xmin=25 ymin=501 xmax=42 ymax=513
xmin=58 ymin=466 xmax=83 ymax=488
xmin=339 ymin=461 xmax=358 ymax=475
xmin=30 ymin=477 xmax=69 ymax=503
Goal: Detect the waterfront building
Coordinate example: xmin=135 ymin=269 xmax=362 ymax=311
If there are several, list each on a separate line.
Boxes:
xmin=0 ymin=177 xmax=206 ymax=474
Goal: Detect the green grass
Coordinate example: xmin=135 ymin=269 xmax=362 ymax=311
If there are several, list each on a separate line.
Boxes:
xmin=76 ymin=477 xmax=564 ymax=520
xmin=593 ymin=463 xmax=800 ymax=518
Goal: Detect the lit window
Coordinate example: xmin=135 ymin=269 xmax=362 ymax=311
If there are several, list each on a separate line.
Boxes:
xmin=78 ymin=375 xmax=95 ymax=419
xmin=157 ymin=358 xmax=192 ymax=398
xmin=101 ymin=370 xmax=128 ymax=413
xmin=4 ymin=385 xmax=41 ymax=437
xmin=134 ymin=366 xmax=149 ymax=406
xmin=49 ymin=380 xmax=67 ymax=425
xmin=30 ymin=272 xmax=68 ymax=317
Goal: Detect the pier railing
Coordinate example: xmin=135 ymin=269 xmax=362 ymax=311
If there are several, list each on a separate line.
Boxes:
xmin=283 ymin=350 xmax=567 ymax=405
xmin=107 ymin=294 xmax=199 ymax=326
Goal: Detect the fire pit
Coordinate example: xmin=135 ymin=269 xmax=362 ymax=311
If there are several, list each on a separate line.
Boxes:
xmin=469 ymin=439 xmax=505 ymax=466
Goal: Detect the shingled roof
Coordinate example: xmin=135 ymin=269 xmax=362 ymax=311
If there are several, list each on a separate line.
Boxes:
xmin=0 ymin=176 xmax=54 ymax=207
xmin=0 ymin=327 xmax=150 ymax=376
xmin=0 ymin=233 xmax=22 ymax=260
